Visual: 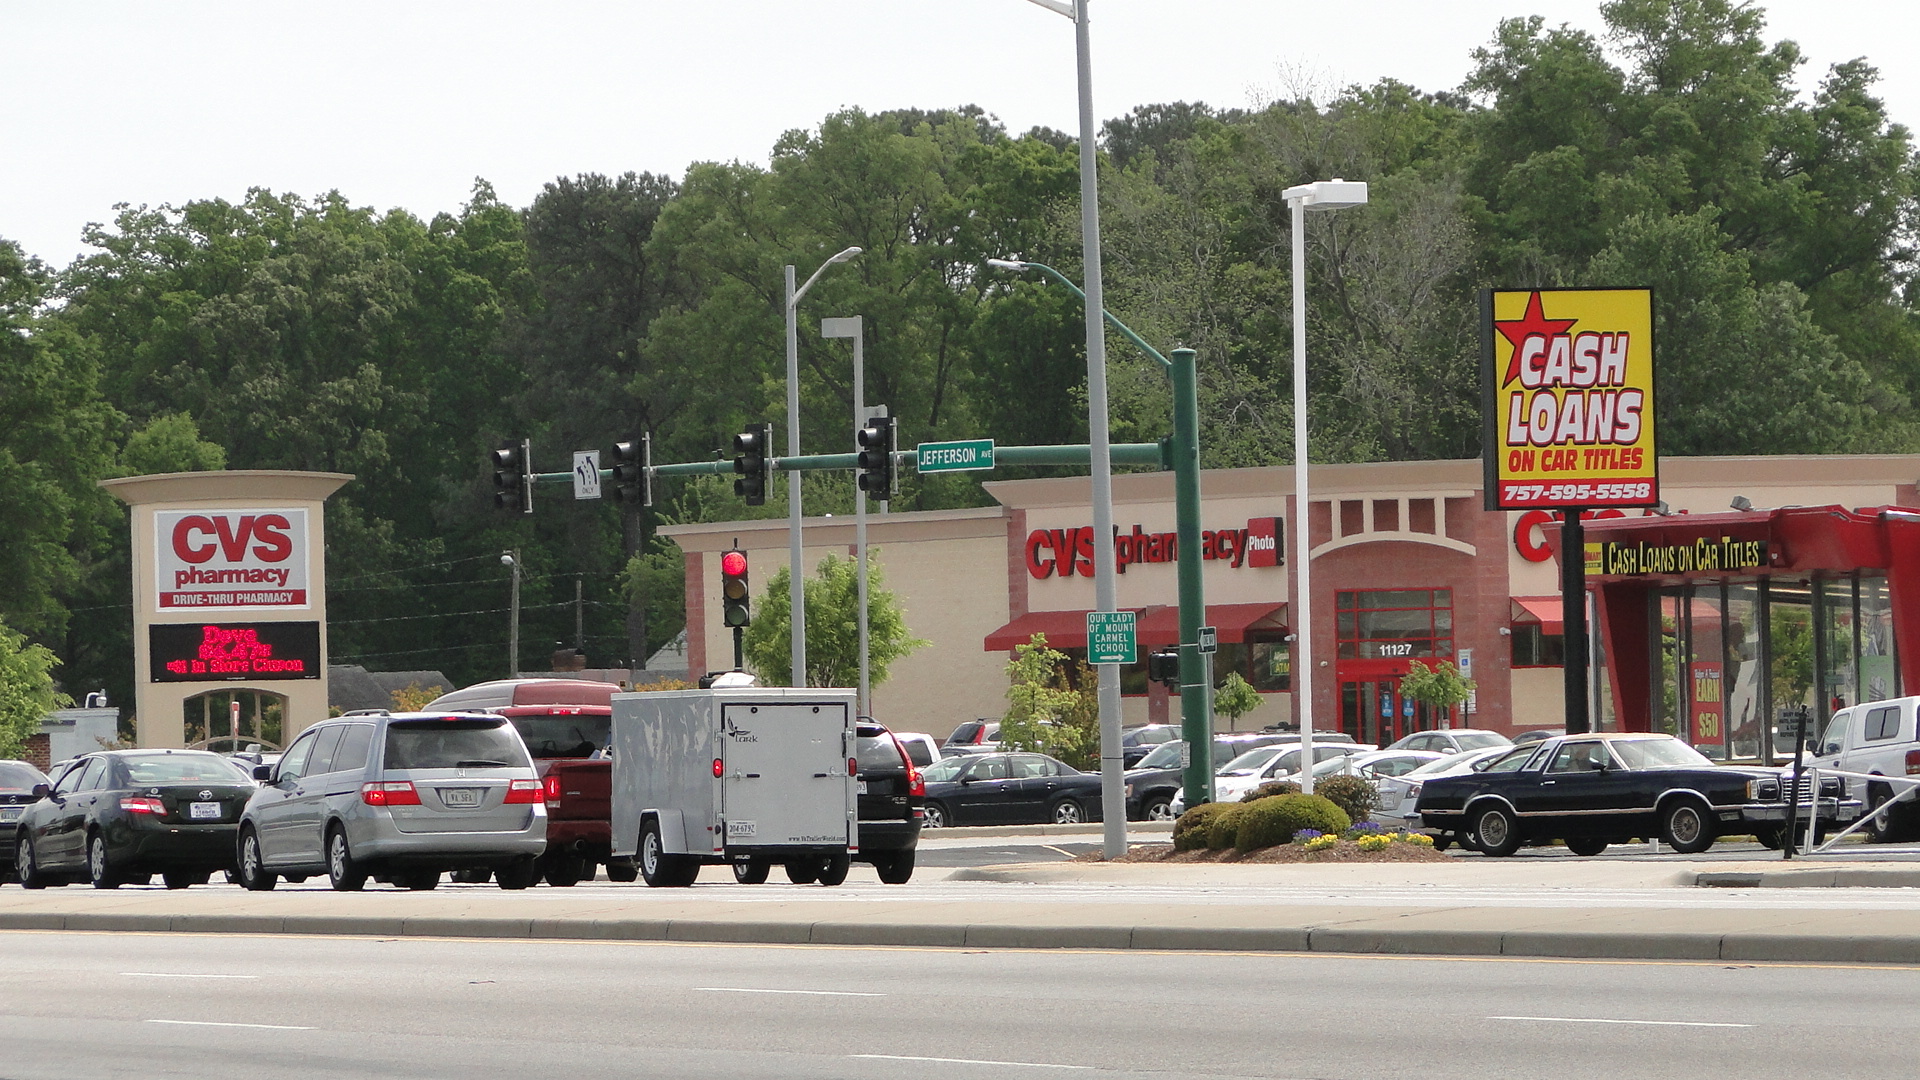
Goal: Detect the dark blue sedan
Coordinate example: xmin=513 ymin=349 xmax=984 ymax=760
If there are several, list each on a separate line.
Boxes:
xmin=918 ymin=752 xmax=1103 ymax=828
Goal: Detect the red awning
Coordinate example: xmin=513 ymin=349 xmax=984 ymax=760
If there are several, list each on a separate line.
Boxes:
xmin=1511 ymin=596 xmax=1563 ymax=634
xmin=985 ymin=603 xmax=1286 ymax=651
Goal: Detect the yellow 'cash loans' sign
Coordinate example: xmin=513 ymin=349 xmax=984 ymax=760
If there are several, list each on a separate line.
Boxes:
xmin=1482 ymin=288 xmax=1657 ymax=511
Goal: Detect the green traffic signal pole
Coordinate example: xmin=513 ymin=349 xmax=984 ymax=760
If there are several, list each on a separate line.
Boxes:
xmin=987 ymin=259 xmax=1213 ymax=811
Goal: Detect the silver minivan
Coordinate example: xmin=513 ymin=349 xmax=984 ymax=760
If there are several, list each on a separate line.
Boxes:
xmin=235 ymin=712 xmax=547 ymax=891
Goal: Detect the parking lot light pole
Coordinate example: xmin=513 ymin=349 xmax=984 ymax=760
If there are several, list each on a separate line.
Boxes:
xmin=1283 ymin=179 xmax=1367 ymax=795
xmin=785 ymin=247 xmax=862 ymax=688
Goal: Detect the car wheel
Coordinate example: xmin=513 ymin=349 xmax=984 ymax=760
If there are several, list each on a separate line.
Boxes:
xmin=873 ymin=849 xmax=915 ymax=885
xmin=1865 ymin=784 xmax=1894 ymax=842
xmin=1472 ymin=805 xmax=1522 ymax=857
xmin=16 ymin=837 xmax=47 ymax=890
xmin=1431 ymin=835 xmax=1451 ymax=852
xmin=326 ymin=827 xmax=368 ymax=891
xmin=1564 ymin=837 xmax=1609 ymax=857
xmin=1752 ymin=826 xmax=1783 ymax=850
xmin=1142 ymin=796 xmax=1175 ymax=822
xmin=494 ymin=857 xmax=538 ymax=890
xmin=541 ymin=852 xmax=584 ymax=888
xmin=401 ymin=869 xmax=441 ymax=891
xmin=922 ymin=802 xmax=950 ymax=829
xmin=732 ymin=859 xmax=770 ymax=885
xmin=784 ymin=859 xmax=820 ymax=885
xmin=449 ymin=868 xmax=492 ymax=884
xmin=605 ymin=859 xmax=639 ymax=883
xmin=1050 ymin=799 xmax=1084 ymax=825
xmin=238 ymin=829 xmax=277 ymax=892
xmin=639 ymin=820 xmax=696 ymax=888
xmin=1660 ymin=799 xmax=1716 ymax=854
xmin=816 ymin=854 xmax=852 ymax=887
xmin=162 ymin=870 xmax=209 ymax=890
xmin=88 ymin=833 xmax=121 ymax=890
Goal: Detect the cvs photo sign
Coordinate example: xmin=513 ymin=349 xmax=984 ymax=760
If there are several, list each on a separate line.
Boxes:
xmin=154 ymin=508 xmax=310 ymax=610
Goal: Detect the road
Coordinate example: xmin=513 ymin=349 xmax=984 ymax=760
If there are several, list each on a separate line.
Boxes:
xmin=2 ymin=929 xmax=1914 ymax=1079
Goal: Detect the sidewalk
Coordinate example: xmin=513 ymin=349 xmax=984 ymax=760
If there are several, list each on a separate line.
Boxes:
xmin=7 ymin=854 xmax=1920 ymax=964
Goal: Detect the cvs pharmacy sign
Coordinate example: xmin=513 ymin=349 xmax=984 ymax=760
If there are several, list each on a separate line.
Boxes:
xmin=154 ymin=509 xmax=310 ymax=610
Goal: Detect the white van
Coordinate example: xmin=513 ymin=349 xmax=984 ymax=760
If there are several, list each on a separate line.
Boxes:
xmin=1808 ymin=696 xmax=1920 ymax=841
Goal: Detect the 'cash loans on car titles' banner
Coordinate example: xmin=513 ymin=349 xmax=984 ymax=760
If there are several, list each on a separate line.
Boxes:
xmin=154 ymin=508 xmax=310 ymax=610
xmin=1481 ymin=287 xmax=1657 ymax=511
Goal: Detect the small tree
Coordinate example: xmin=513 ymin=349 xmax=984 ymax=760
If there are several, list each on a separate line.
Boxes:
xmin=1214 ymin=671 xmax=1263 ymax=730
xmin=741 ymin=550 xmax=927 ymax=689
xmin=0 ymin=618 xmax=69 ymax=758
xmin=1000 ymin=634 xmax=1098 ymax=770
xmin=389 ymin=681 xmax=446 ymax=712
xmin=1400 ymin=660 xmax=1475 ymax=729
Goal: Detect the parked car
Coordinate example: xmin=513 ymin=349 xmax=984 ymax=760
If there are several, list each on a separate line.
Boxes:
xmin=848 ymin=722 xmax=923 ymax=884
xmin=14 ymin=750 xmax=255 ymax=889
xmin=1176 ymin=741 xmax=1374 ymax=811
xmin=1808 ymin=695 xmax=1920 ymax=841
xmin=1320 ymin=749 xmax=1448 ymax=783
xmin=1416 ymin=732 xmax=1860 ymax=856
xmin=941 ymin=719 xmax=1001 ymax=755
xmin=1373 ymin=747 xmax=1514 ymax=832
xmin=919 ymin=752 xmax=1101 ymax=827
xmin=235 ymin=711 xmax=548 ymax=892
xmin=1386 ymin=729 xmax=1512 ymax=755
xmin=1510 ymin=729 xmax=1558 ymax=745
xmin=1124 ymin=733 xmax=1297 ymax=821
xmin=0 ymin=760 xmax=52 ymax=883
xmin=891 ymin=732 xmax=942 ymax=768
xmin=1120 ymin=724 xmax=1179 ymax=768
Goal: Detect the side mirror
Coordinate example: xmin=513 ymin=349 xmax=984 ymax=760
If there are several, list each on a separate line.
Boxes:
xmin=31 ymin=783 xmax=50 ymax=799
xmin=253 ymin=764 xmax=273 ymax=781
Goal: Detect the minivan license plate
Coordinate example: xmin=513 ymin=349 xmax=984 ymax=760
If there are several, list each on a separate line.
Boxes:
xmin=441 ymin=788 xmax=482 ymax=808
xmin=190 ymin=802 xmax=221 ymax=820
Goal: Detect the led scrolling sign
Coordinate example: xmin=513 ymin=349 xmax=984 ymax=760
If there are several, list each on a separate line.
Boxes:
xmin=148 ymin=622 xmax=322 ymax=683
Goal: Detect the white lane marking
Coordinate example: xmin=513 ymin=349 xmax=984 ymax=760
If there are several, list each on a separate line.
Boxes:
xmin=853 ymin=1054 xmax=1092 ymax=1069
xmin=1490 ymin=1015 xmax=1752 ymax=1028
xmin=121 ymin=973 xmax=259 ymax=979
xmin=698 ymin=987 xmax=884 ymax=997
xmin=147 ymin=1020 xmax=314 ymax=1030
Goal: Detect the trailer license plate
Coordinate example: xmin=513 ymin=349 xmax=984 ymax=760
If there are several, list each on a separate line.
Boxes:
xmin=190 ymin=802 xmax=221 ymax=820
xmin=726 ymin=820 xmax=756 ymax=839
xmin=441 ymin=788 xmax=482 ymax=808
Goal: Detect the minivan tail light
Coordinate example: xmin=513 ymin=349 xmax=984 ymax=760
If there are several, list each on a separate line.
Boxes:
xmin=362 ymin=781 xmax=421 ymax=806
xmin=120 ymin=796 xmax=165 ymax=814
xmin=504 ymin=778 xmax=542 ymax=804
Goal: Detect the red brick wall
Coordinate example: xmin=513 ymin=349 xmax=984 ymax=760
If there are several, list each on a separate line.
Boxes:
xmin=21 ymin=733 xmax=50 ymax=770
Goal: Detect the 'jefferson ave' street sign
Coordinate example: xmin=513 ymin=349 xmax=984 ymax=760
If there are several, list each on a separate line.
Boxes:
xmin=915 ymin=439 xmax=995 ymax=473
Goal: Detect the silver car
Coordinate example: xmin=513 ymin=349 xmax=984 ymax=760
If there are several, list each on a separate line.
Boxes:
xmin=235 ymin=711 xmax=547 ymax=892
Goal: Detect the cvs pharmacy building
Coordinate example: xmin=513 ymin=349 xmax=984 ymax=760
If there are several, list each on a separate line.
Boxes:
xmin=663 ymin=455 xmax=1920 ymax=747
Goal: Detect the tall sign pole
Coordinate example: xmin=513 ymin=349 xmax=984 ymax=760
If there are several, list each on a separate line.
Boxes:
xmin=1483 ymin=288 xmax=1657 ymax=735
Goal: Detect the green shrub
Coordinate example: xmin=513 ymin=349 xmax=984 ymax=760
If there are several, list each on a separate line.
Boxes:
xmin=1172 ymin=802 xmax=1239 ymax=852
xmin=1240 ymin=780 xmax=1301 ymax=803
xmin=1206 ymin=803 xmax=1252 ymax=850
xmin=1313 ymin=774 xmax=1377 ymax=824
xmin=1234 ymin=794 xmax=1352 ymax=853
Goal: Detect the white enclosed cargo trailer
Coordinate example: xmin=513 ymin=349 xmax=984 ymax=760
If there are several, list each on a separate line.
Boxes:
xmin=609 ymin=687 xmax=859 ymax=886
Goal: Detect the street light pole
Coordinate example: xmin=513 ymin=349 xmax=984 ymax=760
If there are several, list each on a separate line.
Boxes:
xmin=1282 ymin=179 xmax=1368 ymax=795
xmin=501 ymin=550 xmax=521 ymax=679
xmin=785 ymin=247 xmax=862 ymax=688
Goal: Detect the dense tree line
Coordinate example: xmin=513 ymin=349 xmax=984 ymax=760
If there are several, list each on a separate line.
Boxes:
xmin=1 ymin=1 xmax=1914 ymax=721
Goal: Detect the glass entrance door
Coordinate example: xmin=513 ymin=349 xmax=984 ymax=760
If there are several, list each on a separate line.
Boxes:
xmin=1339 ymin=680 xmax=1433 ymax=746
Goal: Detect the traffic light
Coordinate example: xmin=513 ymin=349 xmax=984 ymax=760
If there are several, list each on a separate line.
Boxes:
xmin=733 ymin=422 xmax=773 ymax=506
xmin=856 ymin=414 xmax=895 ymax=501
xmin=491 ymin=439 xmax=531 ymax=515
xmin=612 ymin=437 xmax=649 ymax=505
xmin=720 ymin=548 xmax=751 ymax=628
xmin=1148 ymin=649 xmax=1181 ymax=688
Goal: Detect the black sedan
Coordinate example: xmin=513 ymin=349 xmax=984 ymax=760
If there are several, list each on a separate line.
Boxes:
xmin=1 ymin=760 xmax=51 ymax=881
xmin=919 ymin=752 xmax=1102 ymax=827
xmin=13 ymin=749 xmax=256 ymax=889
xmin=1416 ymin=732 xmax=1858 ymax=856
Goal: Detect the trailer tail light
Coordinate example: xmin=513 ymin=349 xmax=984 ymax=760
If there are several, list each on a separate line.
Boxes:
xmin=1907 ymin=749 xmax=1920 ymax=776
xmin=120 ymin=796 xmax=165 ymax=814
xmin=848 ymin=757 xmax=859 ymax=778
xmin=361 ymin=781 xmax=421 ymax=806
xmin=504 ymin=779 xmax=542 ymax=804
xmin=543 ymin=773 xmax=563 ymax=805
xmin=713 ymin=758 xmax=724 ymax=778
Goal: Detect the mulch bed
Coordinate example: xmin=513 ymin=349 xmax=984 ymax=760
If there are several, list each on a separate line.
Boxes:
xmin=1075 ymin=840 xmax=1450 ymax=864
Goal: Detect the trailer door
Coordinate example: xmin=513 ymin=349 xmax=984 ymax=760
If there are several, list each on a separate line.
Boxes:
xmin=719 ymin=701 xmax=850 ymax=847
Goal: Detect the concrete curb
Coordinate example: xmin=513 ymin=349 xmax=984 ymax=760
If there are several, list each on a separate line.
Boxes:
xmin=927 ymin=822 xmax=1173 ymax=839
xmin=4 ymin=908 xmax=1917 ymax=965
xmin=1695 ymin=868 xmax=1920 ymax=888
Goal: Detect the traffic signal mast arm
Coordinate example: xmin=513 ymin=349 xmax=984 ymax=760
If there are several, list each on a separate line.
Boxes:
xmin=528 ymin=441 xmax=1171 ymax=486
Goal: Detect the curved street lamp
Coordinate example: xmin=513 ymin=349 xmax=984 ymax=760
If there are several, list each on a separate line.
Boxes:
xmin=785 ymin=246 xmax=862 ymax=687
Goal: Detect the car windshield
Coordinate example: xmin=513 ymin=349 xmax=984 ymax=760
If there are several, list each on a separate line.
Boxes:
xmin=920 ymin=757 xmax=969 ymax=783
xmin=1609 ymin=737 xmax=1714 ymax=770
xmin=1454 ymin=732 xmax=1511 ymax=750
xmin=856 ymin=730 xmax=907 ymax=772
xmin=384 ymin=719 xmax=529 ymax=770
xmin=508 ymin=715 xmax=612 ymax=759
xmin=1220 ymin=746 xmax=1285 ymax=776
xmin=0 ymin=761 xmax=50 ymax=791
xmin=1135 ymin=742 xmax=1185 ymax=770
xmin=123 ymin=753 xmax=250 ymax=785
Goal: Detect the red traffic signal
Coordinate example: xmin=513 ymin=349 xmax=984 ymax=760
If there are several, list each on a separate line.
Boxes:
xmin=721 ymin=549 xmax=751 ymax=627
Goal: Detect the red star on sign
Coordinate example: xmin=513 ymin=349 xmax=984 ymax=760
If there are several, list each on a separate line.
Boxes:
xmin=1495 ymin=291 xmax=1579 ymax=388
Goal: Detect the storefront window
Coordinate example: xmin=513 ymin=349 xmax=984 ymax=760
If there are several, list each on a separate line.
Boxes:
xmin=1686 ymin=584 xmax=1726 ymax=758
xmin=1655 ymin=588 xmax=1683 ymax=740
xmin=1860 ymin=575 xmax=1897 ymax=704
xmin=1241 ymin=636 xmax=1291 ymax=692
xmin=1510 ymin=624 xmax=1564 ymax=667
xmin=1819 ymin=577 xmax=1857 ymax=717
xmin=1769 ymin=582 xmax=1818 ymax=756
xmin=1336 ymin=589 xmax=1453 ymax=660
xmin=1724 ymin=583 xmax=1763 ymax=760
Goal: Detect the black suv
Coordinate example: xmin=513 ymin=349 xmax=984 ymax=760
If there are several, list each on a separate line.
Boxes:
xmin=853 ymin=722 xmax=923 ymax=884
xmin=1122 ymin=732 xmax=1356 ymax=820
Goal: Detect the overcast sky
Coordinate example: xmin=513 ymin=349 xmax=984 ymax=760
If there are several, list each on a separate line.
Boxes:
xmin=4 ymin=1 xmax=1915 ymax=269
